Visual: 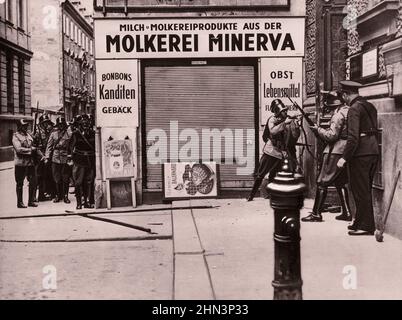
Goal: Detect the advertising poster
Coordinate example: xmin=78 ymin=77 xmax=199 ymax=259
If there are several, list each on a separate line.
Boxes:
xmin=102 ymin=127 xmax=137 ymax=179
xmin=96 ymin=59 xmax=139 ymax=127
xmin=260 ymin=57 xmax=303 ymax=125
xmin=163 ymin=162 xmax=219 ymax=200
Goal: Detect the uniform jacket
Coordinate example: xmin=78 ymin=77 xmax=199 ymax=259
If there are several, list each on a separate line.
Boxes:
xmin=70 ymin=129 xmax=96 ymax=167
xmin=33 ymin=127 xmax=51 ymax=154
xmin=46 ymin=128 xmax=72 ymax=164
xmin=12 ymin=131 xmax=35 ymax=166
xmin=262 ymin=116 xmax=300 ymax=159
xmin=317 ymin=105 xmax=349 ymax=155
xmin=342 ymin=96 xmax=379 ymax=161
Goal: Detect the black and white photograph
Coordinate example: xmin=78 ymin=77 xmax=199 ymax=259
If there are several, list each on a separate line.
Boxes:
xmin=1 ymin=0 xmax=402 ymax=304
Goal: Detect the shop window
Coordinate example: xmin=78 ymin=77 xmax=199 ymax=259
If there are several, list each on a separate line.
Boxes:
xmin=373 ymin=129 xmax=383 ymax=189
xmin=18 ymin=58 xmax=25 ymax=114
xmin=6 ymin=53 xmax=14 ymax=114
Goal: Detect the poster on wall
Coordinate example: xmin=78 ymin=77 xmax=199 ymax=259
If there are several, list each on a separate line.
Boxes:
xmin=96 ymin=59 xmax=139 ymax=127
xmin=260 ymin=57 xmax=303 ymax=125
xmin=101 ymin=127 xmax=137 ymax=179
xmin=163 ymin=162 xmax=219 ymax=200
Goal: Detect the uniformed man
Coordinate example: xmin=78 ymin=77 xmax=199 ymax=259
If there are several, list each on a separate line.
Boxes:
xmin=337 ymin=80 xmax=379 ymax=236
xmin=247 ymin=99 xmax=300 ymax=201
xmin=70 ymin=114 xmax=96 ymax=209
xmin=45 ymin=116 xmax=72 ymax=203
xmin=302 ymin=92 xmax=352 ymax=222
xmin=12 ymin=119 xmax=39 ymax=208
xmin=33 ymin=114 xmax=53 ymax=201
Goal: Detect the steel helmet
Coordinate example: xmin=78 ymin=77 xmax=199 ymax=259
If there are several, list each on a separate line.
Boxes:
xmin=17 ymin=119 xmax=30 ymax=129
xmin=270 ymin=99 xmax=288 ymax=116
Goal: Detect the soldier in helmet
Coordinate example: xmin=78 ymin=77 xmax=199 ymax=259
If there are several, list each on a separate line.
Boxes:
xmin=70 ymin=114 xmax=95 ymax=209
xmin=302 ymin=92 xmax=352 ymax=223
xmin=12 ymin=119 xmax=39 ymax=208
xmin=247 ymin=99 xmax=300 ymax=201
xmin=33 ymin=114 xmax=53 ymax=201
xmin=45 ymin=116 xmax=72 ymax=203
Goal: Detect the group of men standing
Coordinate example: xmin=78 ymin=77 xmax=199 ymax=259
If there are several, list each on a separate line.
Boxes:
xmin=12 ymin=113 xmax=96 ymax=210
xmin=250 ymin=80 xmax=379 ymax=237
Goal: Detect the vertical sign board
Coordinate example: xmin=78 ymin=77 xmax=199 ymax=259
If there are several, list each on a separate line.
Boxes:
xmin=96 ymin=59 xmax=139 ymax=127
xmin=260 ymin=58 xmax=303 ymax=125
xmin=101 ymin=127 xmax=137 ymax=179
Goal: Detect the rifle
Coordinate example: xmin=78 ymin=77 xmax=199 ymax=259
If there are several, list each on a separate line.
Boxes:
xmin=284 ymin=93 xmax=321 ymax=139
xmin=33 ymin=101 xmax=39 ymax=135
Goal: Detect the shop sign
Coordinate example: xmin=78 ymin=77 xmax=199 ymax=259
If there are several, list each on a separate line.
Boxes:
xmin=260 ymin=57 xmax=303 ymax=125
xmin=94 ymin=17 xmax=305 ymax=59
xmin=102 ymin=127 xmax=137 ymax=179
xmin=96 ymin=59 xmax=139 ymax=127
xmin=163 ymin=162 xmax=219 ymax=200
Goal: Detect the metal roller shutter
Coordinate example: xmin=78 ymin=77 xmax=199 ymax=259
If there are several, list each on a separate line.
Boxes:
xmin=144 ymin=63 xmax=256 ymax=190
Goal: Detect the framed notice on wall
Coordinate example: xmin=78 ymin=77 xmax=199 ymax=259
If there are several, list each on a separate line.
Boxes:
xmin=163 ymin=162 xmax=219 ymax=200
xmin=362 ymin=48 xmax=378 ymax=79
xmin=102 ymin=127 xmax=137 ymax=179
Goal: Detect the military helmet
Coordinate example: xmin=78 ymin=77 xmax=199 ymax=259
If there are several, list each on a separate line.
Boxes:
xmin=56 ymin=117 xmax=67 ymax=126
xmin=324 ymin=91 xmax=344 ymax=107
xmin=17 ymin=119 xmax=30 ymax=129
xmin=39 ymin=114 xmax=51 ymax=124
xmin=270 ymin=99 xmax=288 ymax=116
xmin=74 ymin=114 xmax=83 ymax=123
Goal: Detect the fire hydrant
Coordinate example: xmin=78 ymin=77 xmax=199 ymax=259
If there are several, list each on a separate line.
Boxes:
xmin=266 ymin=159 xmax=306 ymax=300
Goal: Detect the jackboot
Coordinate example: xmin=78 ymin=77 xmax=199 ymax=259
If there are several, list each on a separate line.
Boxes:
xmin=335 ymin=186 xmax=352 ymax=221
xmin=16 ymin=186 xmax=26 ymax=208
xmin=301 ymin=187 xmax=327 ymax=222
xmin=53 ymin=182 xmax=62 ymax=203
xmin=247 ymin=178 xmax=263 ymax=201
xmin=63 ymin=182 xmax=71 ymax=204
xmin=28 ymin=184 xmax=38 ymax=207
xmin=83 ymin=182 xmax=93 ymax=208
xmin=75 ymin=187 xmax=82 ymax=210
xmin=38 ymin=184 xmax=47 ymax=201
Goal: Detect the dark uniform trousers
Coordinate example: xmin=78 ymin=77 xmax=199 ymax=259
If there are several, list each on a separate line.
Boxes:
xmin=73 ymin=165 xmax=94 ymax=202
xmin=15 ymin=166 xmax=36 ymax=202
xmin=52 ymin=163 xmax=71 ymax=197
xmin=348 ymin=155 xmax=378 ymax=232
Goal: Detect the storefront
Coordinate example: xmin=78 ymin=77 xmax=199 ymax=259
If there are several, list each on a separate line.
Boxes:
xmin=93 ymin=6 xmax=306 ymax=206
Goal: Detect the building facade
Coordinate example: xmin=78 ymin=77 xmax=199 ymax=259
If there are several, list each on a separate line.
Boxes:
xmin=304 ymin=0 xmax=402 ymax=239
xmin=0 ymin=0 xmax=32 ymax=162
xmin=92 ymin=1 xmax=306 ymax=207
xmin=30 ymin=0 xmax=95 ymax=122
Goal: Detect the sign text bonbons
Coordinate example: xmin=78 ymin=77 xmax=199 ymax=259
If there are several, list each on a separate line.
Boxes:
xmin=95 ymin=18 xmax=305 ymax=59
xmin=96 ymin=60 xmax=139 ymax=127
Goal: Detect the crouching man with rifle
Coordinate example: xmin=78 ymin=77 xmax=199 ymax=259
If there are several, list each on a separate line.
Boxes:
xmin=247 ymin=99 xmax=301 ymax=201
xmin=286 ymin=93 xmax=352 ymax=222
